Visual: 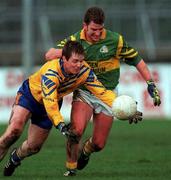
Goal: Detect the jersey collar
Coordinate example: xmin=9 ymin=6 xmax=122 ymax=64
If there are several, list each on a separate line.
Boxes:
xmin=59 ymin=58 xmax=70 ymax=78
xmin=59 ymin=58 xmax=77 ymax=78
xmin=80 ymin=28 xmax=106 ymax=41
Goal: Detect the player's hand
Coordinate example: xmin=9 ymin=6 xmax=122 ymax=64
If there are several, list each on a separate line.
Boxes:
xmin=57 ymin=122 xmax=79 ymax=143
xmin=57 ymin=122 xmax=68 ymax=136
xmin=128 ymin=110 xmax=143 ymax=124
xmin=45 ymin=48 xmax=58 ymax=60
xmin=147 ymin=80 xmax=161 ymax=106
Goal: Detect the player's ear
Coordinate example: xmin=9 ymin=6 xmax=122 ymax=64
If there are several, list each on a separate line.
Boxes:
xmin=62 ymin=55 xmax=67 ymax=62
xmin=83 ymin=22 xmax=87 ymax=30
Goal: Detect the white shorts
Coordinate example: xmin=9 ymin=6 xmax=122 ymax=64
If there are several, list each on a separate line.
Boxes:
xmin=73 ymin=88 xmax=118 ymax=117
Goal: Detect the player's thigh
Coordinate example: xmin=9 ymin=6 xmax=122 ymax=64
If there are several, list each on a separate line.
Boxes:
xmin=27 ymin=123 xmax=50 ymax=147
xmin=9 ymin=105 xmax=31 ymax=129
xmin=71 ymin=101 xmax=93 ymax=133
xmin=93 ymin=113 xmax=113 ymax=144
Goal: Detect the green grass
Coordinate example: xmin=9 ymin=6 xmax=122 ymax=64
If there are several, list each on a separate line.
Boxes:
xmin=0 ymin=120 xmax=171 ymax=180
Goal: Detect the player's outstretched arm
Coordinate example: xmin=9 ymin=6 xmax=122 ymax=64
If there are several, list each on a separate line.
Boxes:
xmin=136 ymin=59 xmax=161 ymax=106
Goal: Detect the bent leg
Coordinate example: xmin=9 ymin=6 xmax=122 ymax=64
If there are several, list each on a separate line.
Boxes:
xmin=77 ymin=113 xmax=113 ymax=170
xmin=83 ymin=113 xmax=113 ymax=155
xmin=3 ymin=123 xmax=50 ymax=177
xmin=17 ymin=123 xmax=50 ymax=159
xmin=92 ymin=113 xmax=113 ymax=151
xmin=66 ymin=101 xmax=93 ymax=170
xmin=0 ymin=105 xmax=30 ymax=161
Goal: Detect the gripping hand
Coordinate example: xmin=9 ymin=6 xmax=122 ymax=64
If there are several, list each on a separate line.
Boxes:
xmin=128 ymin=110 xmax=143 ymax=124
xmin=57 ymin=122 xmax=69 ymax=136
xmin=147 ymin=80 xmax=161 ymax=106
xmin=56 ymin=122 xmax=79 ymax=143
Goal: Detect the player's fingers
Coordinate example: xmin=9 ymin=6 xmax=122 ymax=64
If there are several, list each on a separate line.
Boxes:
xmin=134 ymin=118 xmax=138 ymax=124
xmin=133 ymin=120 xmax=138 ymax=124
xmin=129 ymin=119 xmax=133 ymax=124
xmin=68 ymin=132 xmax=79 ymax=143
xmin=136 ymin=111 xmax=143 ymax=116
xmin=156 ymin=98 xmax=161 ymax=106
xmin=135 ymin=113 xmax=143 ymax=120
xmin=137 ymin=116 xmax=143 ymax=121
xmin=154 ymin=98 xmax=157 ymax=106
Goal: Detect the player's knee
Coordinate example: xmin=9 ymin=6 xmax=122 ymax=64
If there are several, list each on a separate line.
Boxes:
xmin=27 ymin=144 xmax=42 ymax=155
xmin=72 ymin=128 xmax=84 ymax=140
xmin=10 ymin=118 xmax=25 ymax=136
xmin=93 ymin=142 xmax=105 ymax=152
xmin=9 ymin=127 xmax=22 ymax=138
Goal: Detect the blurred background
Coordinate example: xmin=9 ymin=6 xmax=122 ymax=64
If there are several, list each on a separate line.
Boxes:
xmin=0 ymin=0 xmax=171 ymax=122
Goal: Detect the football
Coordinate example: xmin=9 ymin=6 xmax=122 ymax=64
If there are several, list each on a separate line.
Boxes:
xmin=112 ymin=95 xmax=137 ymax=120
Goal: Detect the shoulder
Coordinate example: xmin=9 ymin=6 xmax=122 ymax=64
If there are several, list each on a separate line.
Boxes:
xmin=105 ymin=29 xmax=122 ymax=40
xmin=83 ymin=61 xmax=91 ymax=68
xmin=104 ymin=29 xmax=126 ymax=46
xmin=70 ymin=30 xmax=82 ymax=41
xmin=77 ymin=61 xmax=91 ymax=76
xmin=41 ymin=59 xmax=59 ymax=71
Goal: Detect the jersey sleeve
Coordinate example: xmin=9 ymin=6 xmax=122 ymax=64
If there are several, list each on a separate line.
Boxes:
xmin=41 ymin=67 xmax=64 ymax=127
xmin=117 ymin=35 xmax=142 ymax=66
xmin=84 ymin=69 xmax=117 ymax=107
xmin=56 ymin=34 xmax=77 ymax=49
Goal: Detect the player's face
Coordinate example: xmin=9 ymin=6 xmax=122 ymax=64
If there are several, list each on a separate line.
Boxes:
xmin=83 ymin=21 xmax=104 ymax=43
xmin=63 ymin=53 xmax=84 ymax=75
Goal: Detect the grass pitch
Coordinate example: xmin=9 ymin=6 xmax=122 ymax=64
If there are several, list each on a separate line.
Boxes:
xmin=0 ymin=120 xmax=171 ymax=180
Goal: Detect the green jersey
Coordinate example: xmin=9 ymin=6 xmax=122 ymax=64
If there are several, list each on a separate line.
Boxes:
xmin=56 ymin=29 xmax=142 ymax=90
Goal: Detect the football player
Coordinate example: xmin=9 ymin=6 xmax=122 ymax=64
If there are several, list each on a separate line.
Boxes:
xmin=0 ymin=40 xmax=118 ymax=177
xmin=45 ymin=6 xmax=160 ymax=176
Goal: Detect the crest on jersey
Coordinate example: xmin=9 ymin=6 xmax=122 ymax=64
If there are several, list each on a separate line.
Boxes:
xmin=41 ymin=75 xmax=56 ymax=97
xmin=86 ymin=70 xmax=95 ymax=82
xmin=100 ymin=45 xmax=108 ymax=53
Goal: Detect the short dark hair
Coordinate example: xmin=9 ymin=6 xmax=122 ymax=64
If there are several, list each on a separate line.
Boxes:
xmin=62 ymin=40 xmax=85 ymax=60
xmin=84 ymin=6 xmax=105 ymax=25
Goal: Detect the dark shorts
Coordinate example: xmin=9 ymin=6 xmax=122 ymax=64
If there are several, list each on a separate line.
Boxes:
xmin=15 ymin=79 xmax=62 ymax=130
